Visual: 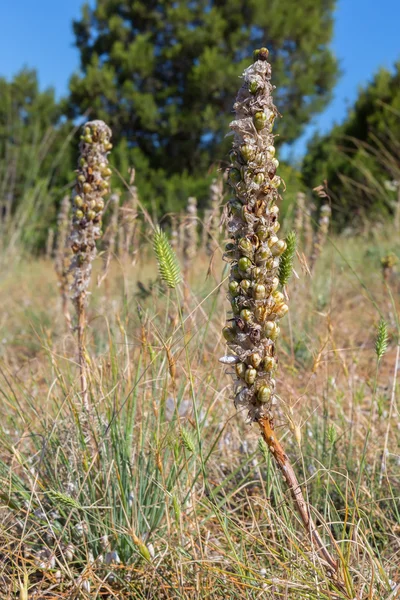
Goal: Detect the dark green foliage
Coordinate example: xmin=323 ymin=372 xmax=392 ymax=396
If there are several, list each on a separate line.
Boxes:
xmin=0 ymin=69 xmax=74 ymax=250
xmin=302 ymin=63 xmax=400 ymax=227
xmin=279 ymin=231 xmax=296 ymax=286
xmin=69 ymin=0 xmax=338 ymax=176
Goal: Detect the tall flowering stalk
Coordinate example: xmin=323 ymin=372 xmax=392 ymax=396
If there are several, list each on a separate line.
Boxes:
xmin=69 ymin=120 xmax=112 ymax=409
xmin=221 ymin=49 xmax=344 ymax=584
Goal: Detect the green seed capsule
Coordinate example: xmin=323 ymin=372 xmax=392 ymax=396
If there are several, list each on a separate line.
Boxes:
xmin=258 ymin=385 xmax=272 ymax=404
xmin=254 ymin=172 xmax=265 ymax=185
xmin=271 ymin=158 xmax=279 ymax=169
xmin=241 ymin=144 xmax=256 ymax=162
xmin=229 ymin=281 xmax=240 ymax=296
xmin=238 ymin=256 xmax=252 ymax=272
xmin=235 ymin=362 xmax=247 ymax=379
xmin=256 ymin=227 xmax=269 ymax=242
xmin=87 ymin=210 xmax=96 ymax=220
xmin=78 ymin=174 xmax=86 ymax=183
xmin=255 ymin=246 xmax=271 ymax=263
xmin=272 ymin=290 xmax=285 ymax=304
xmin=253 ymin=111 xmax=268 ymax=131
xmin=252 ymin=267 xmax=263 ymax=281
xmin=223 ymin=326 xmax=236 ymax=342
xmin=271 ymin=277 xmax=280 ymax=291
xmin=271 ymin=176 xmax=281 ymax=188
xmin=240 ymin=309 xmax=252 ymax=322
xmin=84 ymin=136 xmax=93 ymax=144
xmin=249 ymin=80 xmax=259 ymax=94
xmin=263 ymin=357 xmax=276 ymax=372
xmin=83 ymin=182 xmax=92 ymax=194
xmin=105 ymin=142 xmax=113 ymax=151
xmin=254 ymin=305 xmax=268 ymax=322
xmin=272 ymin=221 xmax=280 ymax=233
xmin=275 ymin=303 xmax=289 ymax=318
xmin=229 ymin=168 xmax=241 ymax=184
xmin=74 ymin=195 xmax=84 ymax=208
xmin=95 ymin=199 xmax=104 ymax=212
xmin=250 ymin=353 xmax=262 ymax=368
xmin=102 ymin=167 xmax=112 ymax=178
xmin=75 ymin=210 xmax=84 ymax=220
xmin=253 ymin=47 xmax=269 ymax=62
xmin=253 ymin=283 xmax=266 ymax=300
xmin=271 ymin=240 xmax=287 ymax=257
xmin=99 ymin=180 xmax=109 ymax=190
xmin=268 ymin=235 xmax=279 ymax=248
xmin=238 ymin=237 xmax=253 ymax=255
xmin=267 ymin=145 xmax=275 ymax=157
xmin=264 ymin=321 xmax=278 ymax=340
xmin=245 ymin=368 xmax=257 ymax=385
xmin=240 ymin=279 xmax=251 ymax=293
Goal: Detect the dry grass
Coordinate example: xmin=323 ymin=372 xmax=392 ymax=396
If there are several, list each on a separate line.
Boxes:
xmin=0 ymin=226 xmax=399 ymax=599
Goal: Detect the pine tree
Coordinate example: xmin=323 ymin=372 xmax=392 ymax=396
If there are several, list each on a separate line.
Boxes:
xmin=69 ymin=0 xmax=338 ymax=176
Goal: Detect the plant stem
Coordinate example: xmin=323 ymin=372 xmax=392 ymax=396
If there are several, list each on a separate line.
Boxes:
xmin=258 ymin=415 xmax=350 ymax=596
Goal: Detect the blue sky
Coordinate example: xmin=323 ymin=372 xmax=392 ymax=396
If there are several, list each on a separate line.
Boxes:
xmin=1 ymin=0 xmax=399 ymax=159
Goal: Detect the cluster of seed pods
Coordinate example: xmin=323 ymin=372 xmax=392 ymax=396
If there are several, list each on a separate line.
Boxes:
xmin=221 ymin=48 xmax=289 ymax=422
xmin=69 ymin=120 xmax=112 ymax=301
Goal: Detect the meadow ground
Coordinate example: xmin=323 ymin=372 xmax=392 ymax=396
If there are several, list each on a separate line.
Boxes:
xmin=0 ymin=225 xmax=399 ymax=599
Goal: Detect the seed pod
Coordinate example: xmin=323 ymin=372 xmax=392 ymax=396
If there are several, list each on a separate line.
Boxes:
xmin=241 ymin=144 xmax=256 ymax=162
xmin=240 ymin=309 xmax=252 ymax=322
xmin=255 ymin=246 xmax=271 ymax=264
xmin=74 ymin=195 xmax=84 ymax=208
xmin=240 ymin=279 xmax=252 ymax=293
xmin=229 ymin=281 xmax=240 ymax=296
xmin=235 ymin=362 xmax=247 ymax=379
xmin=263 ymin=356 xmax=276 ymax=372
xmin=253 ymin=283 xmax=266 ymax=300
xmin=245 ymin=368 xmax=257 ymax=385
xmin=256 ymin=227 xmax=269 ymax=242
xmin=253 ymin=111 xmax=268 ymax=131
xmin=249 ymin=80 xmax=259 ymax=94
xmin=267 ymin=145 xmax=275 ymax=157
xmin=272 ymin=290 xmax=285 ymax=305
xmin=254 ymin=173 xmax=265 ymax=185
xmin=264 ymin=321 xmax=279 ymax=340
xmin=238 ymin=237 xmax=254 ymax=256
xmin=238 ymin=256 xmax=252 ymax=272
xmin=258 ymin=385 xmax=272 ymax=404
xmin=271 ymin=239 xmax=287 ymax=257
xmin=274 ymin=303 xmax=289 ymax=318
xmin=250 ymin=353 xmax=262 ymax=368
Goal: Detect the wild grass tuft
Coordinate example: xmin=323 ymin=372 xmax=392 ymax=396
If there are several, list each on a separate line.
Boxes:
xmin=278 ymin=230 xmax=297 ymax=286
xmin=153 ymin=226 xmax=182 ymax=289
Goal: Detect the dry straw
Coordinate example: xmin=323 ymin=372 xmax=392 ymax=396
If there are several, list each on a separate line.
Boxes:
xmin=69 ymin=120 xmax=112 ymax=409
xmin=221 ymin=48 xmax=346 ymax=591
xmin=55 ymin=194 xmax=72 ymax=328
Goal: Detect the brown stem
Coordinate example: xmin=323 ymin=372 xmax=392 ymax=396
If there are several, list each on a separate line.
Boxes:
xmin=258 ymin=416 xmax=349 ymax=595
xmin=76 ymin=294 xmax=89 ymax=411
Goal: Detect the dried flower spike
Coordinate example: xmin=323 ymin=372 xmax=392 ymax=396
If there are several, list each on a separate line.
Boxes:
xmin=69 ymin=120 xmax=112 ymax=408
xmin=221 ymin=49 xmax=345 ymax=585
xmin=222 ymin=48 xmax=287 ymax=422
